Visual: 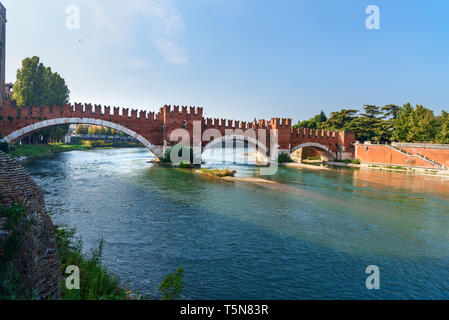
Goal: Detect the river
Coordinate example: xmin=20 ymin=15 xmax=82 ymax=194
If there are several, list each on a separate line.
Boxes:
xmin=22 ymin=148 xmax=449 ymax=299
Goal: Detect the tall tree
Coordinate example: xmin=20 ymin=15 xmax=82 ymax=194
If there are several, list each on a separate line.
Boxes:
xmin=293 ymin=110 xmax=328 ymax=129
xmin=382 ymin=104 xmax=401 ymax=119
xmin=393 ymin=104 xmax=436 ymax=142
xmin=362 ymin=105 xmax=382 ymax=119
xmin=407 ymin=105 xmax=436 ymax=142
xmin=320 ymin=109 xmax=358 ymax=131
xmin=12 ymin=56 xmax=70 ymax=108
xmin=44 ymin=67 xmax=70 ymax=106
xmin=436 ymin=111 xmax=449 ymax=144
xmin=12 ymin=56 xmax=46 ymax=107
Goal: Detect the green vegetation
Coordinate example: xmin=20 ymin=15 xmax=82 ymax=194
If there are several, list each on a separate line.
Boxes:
xmin=75 ymin=125 xmax=126 ymax=136
xmin=7 ymin=142 xmax=141 ymax=159
xmin=56 ymin=225 xmax=185 ymax=300
xmin=80 ymin=140 xmax=141 ymax=149
xmin=8 ymin=143 xmax=89 ymax=159
xmin=10 ymin=56 xmax=71 ymax=144
xmin=159 ymin=148 xmax=173 ymax=163
xmin=332 ymin=159 xmax=361 ymax=165
xmin=293 ymin=110 xmax=327 ymax=129
xmin=179 ymin=161 xmax=192 ymax=169
xmin=56 ymin=227 xmax=130 ymax=300
xmin=198 ymin=168 xmax=237 ymax=178
xmin=278 ymin=152 xmax=293 ymax=163
xmin=295 ymin=103 xmax=449 ymax=144
xmin=158 ymin=267 xmax=185 ymax=300
xmin=0 ymin=204 xmax=30 ymax=300
xmin=160 ymin=144 xmax=194 ymax=165
xmin=12 ymin=56 xmax=69 ymax=108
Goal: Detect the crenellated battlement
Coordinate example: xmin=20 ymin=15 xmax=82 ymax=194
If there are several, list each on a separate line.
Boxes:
xmin=0 ymin=99 xmax=355 ymax=159
xmin=162 ymin=105 xmax=203 ymax=117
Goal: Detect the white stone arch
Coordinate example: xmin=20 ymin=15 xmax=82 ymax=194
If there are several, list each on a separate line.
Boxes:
xmin=202 ymin=134 xmax=269 ymax=164
xmin=0 ymin=118 xmax=161 ymax=159
xmin=291 ymin=142 xmax=336 ymax=160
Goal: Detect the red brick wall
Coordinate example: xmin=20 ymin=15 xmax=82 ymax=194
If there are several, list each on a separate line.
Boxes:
xmin=356 ymin=144 xmax=442 ymax=169
xmin=1 ymin=99 xmax=355 ymax=156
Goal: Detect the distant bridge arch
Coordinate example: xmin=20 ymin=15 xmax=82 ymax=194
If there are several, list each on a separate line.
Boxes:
xmin=202 ymin=134 xmax=269 ymax=164
xmin=290 ymin=142 xmax=337 ymax=161
xmin=0 ymin=118 xmax=162 ymax=159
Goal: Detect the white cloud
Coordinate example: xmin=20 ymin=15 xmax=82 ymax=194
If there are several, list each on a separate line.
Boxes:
xmin=81 ymin=0 xmax=188 ymax=64
xmin=153 ymin=38 xmax=188 ymax=65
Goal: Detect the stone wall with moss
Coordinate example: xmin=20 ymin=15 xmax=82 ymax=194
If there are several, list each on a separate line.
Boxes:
xmin=0 ymin=151 xmax=60 ymax=299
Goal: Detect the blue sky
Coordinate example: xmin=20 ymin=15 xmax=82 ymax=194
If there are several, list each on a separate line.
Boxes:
xmin=3 ymin=0 xmax=449 ymax=123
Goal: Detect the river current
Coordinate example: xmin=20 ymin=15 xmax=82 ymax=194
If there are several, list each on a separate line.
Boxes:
xmin=23 ymin=148 xmax=449 ymax=299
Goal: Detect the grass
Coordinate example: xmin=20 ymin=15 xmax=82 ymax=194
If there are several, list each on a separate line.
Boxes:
xmin=8 ymin=141 xmax=141 ymax=159
xmin=8 ymin=143 xmax=89 ymax=158
xmin=56 ymin=226 xmax=186 ymax=300
xmin=197 ymin=168 xmax=237 ymax=178
xmin=56 ymin=226 xmax=131 ymax=300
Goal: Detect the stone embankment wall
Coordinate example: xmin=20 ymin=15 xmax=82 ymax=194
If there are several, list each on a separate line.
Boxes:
xmin=391 ymin=143 xmax=449 ymax=168
xmin=355 ymin=143 xmax=448 ymax=169
xmin=0 ymin=151 xmax=60 ymax=299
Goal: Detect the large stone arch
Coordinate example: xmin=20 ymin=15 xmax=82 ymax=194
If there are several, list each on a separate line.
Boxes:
xmin=291 ymin=142 xmax=336 ymax=161
xmin=0 ymin=118 xmax=161 ymax=159
xmin=202 ymin=134 xmax=269 ymax=164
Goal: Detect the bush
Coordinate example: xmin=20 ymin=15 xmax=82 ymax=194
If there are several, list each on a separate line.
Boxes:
xmin=158 ymin=267 xmax=184 ymax=300
xmin=56 ymin=227 xmax=129 ymax=300
xmin=160 ymin=148 xmax=172 ymax=163
xmin=278 ymin=152 xmax=293 ymax=163
xmin=160 ymin=144 xmax=194 ymax=164
xmin=179 ymin=161 xmax=191 ymax=169
xmin=0 ymin=142 xmax=9 ymax=153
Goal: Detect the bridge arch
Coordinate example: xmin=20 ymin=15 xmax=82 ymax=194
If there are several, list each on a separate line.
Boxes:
xmin=291 ymin=142 xmax=336 ymax=161
xmin=0 ymin=117 xmax=161 ymax=159
xmin=202 ymin=134 xmax=269 ymax=164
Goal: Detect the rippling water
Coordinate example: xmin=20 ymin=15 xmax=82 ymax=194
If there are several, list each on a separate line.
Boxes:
xmin=22 ymin=148 xmax=449 ymax=299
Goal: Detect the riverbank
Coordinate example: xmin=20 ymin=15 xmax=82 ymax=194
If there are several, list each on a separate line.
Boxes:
xmin=282 ymin=160 xmax=449 ymax=178
xmin=55 ymin=226 xmax=131 ymax=300
xmin=7 ymin=142 xmax=141 ymax=161
xmin=8 ymin=143 xmax=89 ymax=160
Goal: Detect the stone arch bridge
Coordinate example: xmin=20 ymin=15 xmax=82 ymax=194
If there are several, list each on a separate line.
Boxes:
xmin=0 ymin=100 xmax=355 ymax=162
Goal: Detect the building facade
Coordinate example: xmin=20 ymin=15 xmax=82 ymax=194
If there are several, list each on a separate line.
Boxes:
xmin=0 ymin=2 xmax=6 ymax=107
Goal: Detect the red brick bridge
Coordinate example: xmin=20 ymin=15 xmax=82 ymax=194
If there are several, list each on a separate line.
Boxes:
xmin=0 ymin=100 xmax=355 ymax=161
